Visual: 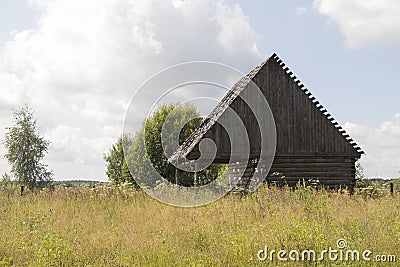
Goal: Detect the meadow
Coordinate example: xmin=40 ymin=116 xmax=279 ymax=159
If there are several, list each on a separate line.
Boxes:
xmin=0 ymin=182 xmax=399 ymax=266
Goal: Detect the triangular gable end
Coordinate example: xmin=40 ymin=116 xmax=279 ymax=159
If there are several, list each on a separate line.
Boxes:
xmin=258 ymin=53 xmax=364 ymax=157
xmin=169 ymin=53 xmax=364 ymax=163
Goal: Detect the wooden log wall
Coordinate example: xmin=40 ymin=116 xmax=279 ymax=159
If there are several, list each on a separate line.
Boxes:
xmin=228 ymin=156 xmax=357 ymax=190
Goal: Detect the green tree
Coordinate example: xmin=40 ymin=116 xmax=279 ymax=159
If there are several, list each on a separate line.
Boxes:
xmin=104 ymin=135 xmax=135 ymax=185
xmin=124 ymin=103 xmax=224 ymax=187
xmin=125 ymin=129 xmax=156 ymax=186
xmin=4 ymin=105 xmax=53 ymax=190
xmin=143 ymin=103 xmax=202 ymax=185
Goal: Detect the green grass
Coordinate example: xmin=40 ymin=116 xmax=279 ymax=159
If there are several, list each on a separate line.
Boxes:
xmin=0 ymin=183 xmax=399 ymax=266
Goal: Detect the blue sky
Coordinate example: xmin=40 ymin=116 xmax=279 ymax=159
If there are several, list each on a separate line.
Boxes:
xmin=236 ymin=0 xmax=400 ymax=126
xmin=0 ymin=0 xmax=36 ymax=43
xmin=0 ymin=0 xmax=399 ymax=180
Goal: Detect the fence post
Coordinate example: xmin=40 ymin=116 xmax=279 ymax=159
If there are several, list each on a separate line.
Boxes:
xmin=175 ymin=159 xmax=180 ymax=185
xmin=194 ymin=162 xmax=198 ymax=187
xmin=389 ymin=182 xmax=394 ymax=196
xmin=175 ymin=168 xmax=180 ymax=185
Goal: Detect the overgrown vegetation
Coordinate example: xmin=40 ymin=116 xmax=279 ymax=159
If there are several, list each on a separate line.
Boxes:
xmin=354 ymin=161 xmax=399 ymax=198
xmin=0 ymin=181 xmax=398 ymax=266
xmin=106 ymin=103 xmax=225 ymax=187
xmin=103 ymin=135 xmax=135 ymax=185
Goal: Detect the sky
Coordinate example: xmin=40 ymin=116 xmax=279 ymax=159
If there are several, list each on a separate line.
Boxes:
xmin=0 ymin=0 xmax=399 ymax=181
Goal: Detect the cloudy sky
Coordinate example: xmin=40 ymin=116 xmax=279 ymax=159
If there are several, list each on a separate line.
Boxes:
xmin=0 ymin=0 xmax=399 ymax=180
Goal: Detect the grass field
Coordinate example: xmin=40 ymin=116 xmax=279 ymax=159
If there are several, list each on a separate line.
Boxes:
xmin=0 ymin=183 xmax=399 ymax=266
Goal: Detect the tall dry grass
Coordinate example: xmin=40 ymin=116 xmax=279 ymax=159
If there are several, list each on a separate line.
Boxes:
xmin=0 ymin=183 xmax=399 ymax=266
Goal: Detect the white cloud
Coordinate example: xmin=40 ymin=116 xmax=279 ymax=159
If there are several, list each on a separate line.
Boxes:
xmin=313 ymin=0 xmax=400 ymax=48
xmin=214 ymin=3 xmax=259 ymax=54
xmin=344 ymin=114 xmax=400 ymax=178
xmin=295 ymin=7 xmax=307 ymax=15
xmin=0 ymin=0 xmax=261 ymax=180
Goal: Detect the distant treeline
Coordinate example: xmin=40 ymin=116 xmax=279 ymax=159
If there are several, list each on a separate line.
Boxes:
xmin=51 ymin=180 xmax=107 ymax=188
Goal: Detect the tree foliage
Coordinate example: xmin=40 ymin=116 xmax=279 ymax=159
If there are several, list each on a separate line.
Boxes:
xmin=142 ymin=103 xmax=202 ymax=185
xmin=121 ymin=103 xmax=224 ymax=187
xmin=104 ymin=135 xmax=135 ymax=185
xmin=4 ymin=105 xmax=53 ymax=189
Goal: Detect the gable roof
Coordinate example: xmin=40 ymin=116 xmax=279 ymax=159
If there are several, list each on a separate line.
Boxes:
xmin=169 ymin=53 xmax=364 ymax=163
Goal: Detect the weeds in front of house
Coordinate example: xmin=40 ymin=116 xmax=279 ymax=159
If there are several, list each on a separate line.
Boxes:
xmin=0 ymin=179 xmax=399 ymax=266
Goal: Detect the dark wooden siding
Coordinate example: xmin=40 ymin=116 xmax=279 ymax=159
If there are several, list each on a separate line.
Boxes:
xmin=267 ymin=156 xmax=356 ymax=188
xmin=257 ymin=58 xmax=359 ymax=157
xmin=229 ymin=156 xmax=357 ymax=189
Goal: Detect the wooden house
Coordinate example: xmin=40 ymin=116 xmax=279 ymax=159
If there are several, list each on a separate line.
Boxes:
xmin=170 ymin=53 xmax=364 ymax=190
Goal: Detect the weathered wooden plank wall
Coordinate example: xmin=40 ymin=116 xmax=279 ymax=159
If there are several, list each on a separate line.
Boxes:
xmin=229 ymin=156 xmax=356 ymax=189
